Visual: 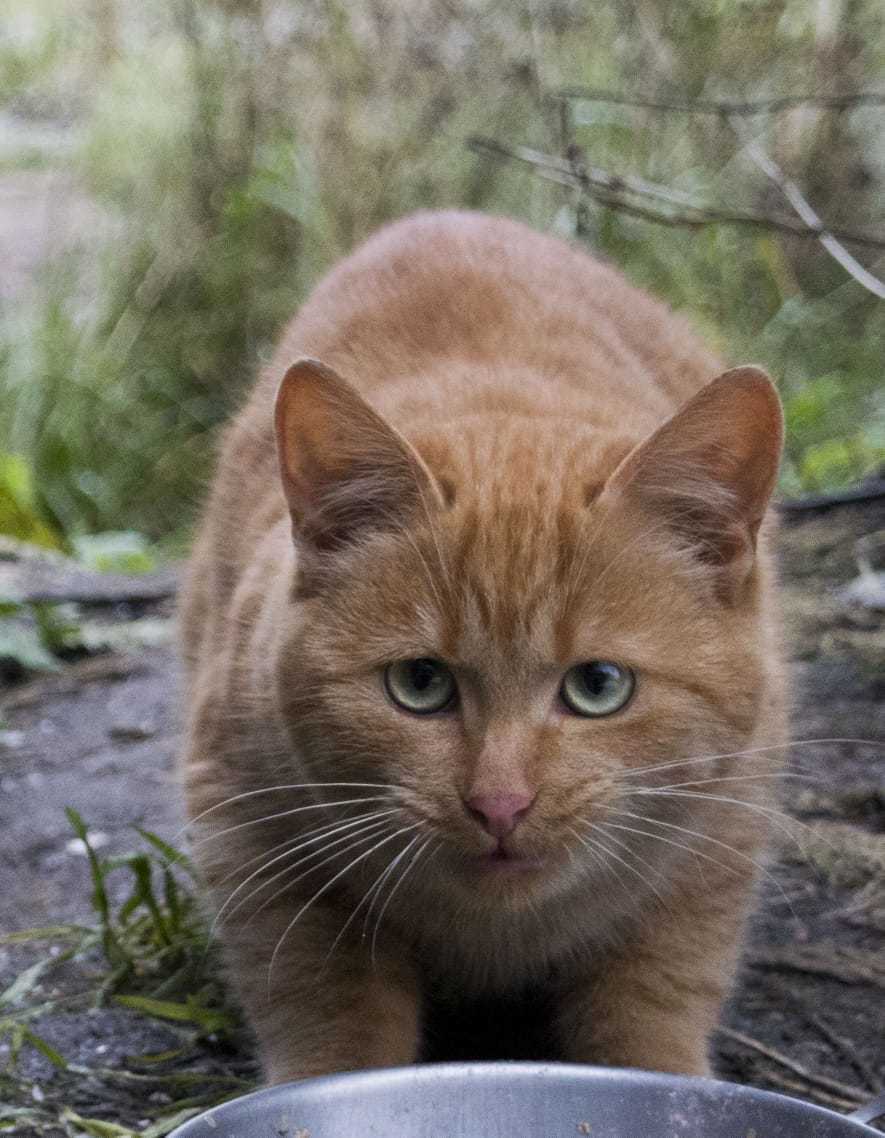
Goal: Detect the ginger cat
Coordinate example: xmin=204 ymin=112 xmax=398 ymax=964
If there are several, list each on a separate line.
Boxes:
xmin=180 ymin=211 xmax=787 ymax=1084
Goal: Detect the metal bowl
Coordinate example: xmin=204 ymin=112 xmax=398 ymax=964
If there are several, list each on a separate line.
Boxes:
xmin=170 ymin=1062 xmax=885 ymax=1137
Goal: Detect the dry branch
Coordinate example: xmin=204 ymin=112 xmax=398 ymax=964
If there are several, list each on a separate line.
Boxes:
xmin=549 ymin=87 xmax=885 ymax=297
xmin=726 ymin=115 xmax=885 ymax=299
xmin=556 ymin=88 xmax=885 ymax=117
xmin=749 ymin=944 xmax=885 ymax=988
xmin=466 ymin=136 xmax=885 ymax=250
xmin=809 ymin=1014 xmax=882 ymax=1094
xmin=716 ymin=1026 xmax=864 ymax=1106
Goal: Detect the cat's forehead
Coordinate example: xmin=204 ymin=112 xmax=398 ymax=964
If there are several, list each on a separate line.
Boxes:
xmin=425 ymin=491 xmax=586 ymax=678
xmin=407 ymin=427 xmax=620 ymax=667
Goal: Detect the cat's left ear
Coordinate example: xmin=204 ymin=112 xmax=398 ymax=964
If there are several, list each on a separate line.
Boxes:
xmin=274 ymin=357 xmax=444 ymax=558
xmin=603 ymin=366 xmax=783 ymax=602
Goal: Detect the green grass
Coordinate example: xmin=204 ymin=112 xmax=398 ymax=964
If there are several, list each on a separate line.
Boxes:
xmin=0 ymin=812 xmax=251 ymax=1135
xmin=0 ymin=0 xmax=883 ymax=544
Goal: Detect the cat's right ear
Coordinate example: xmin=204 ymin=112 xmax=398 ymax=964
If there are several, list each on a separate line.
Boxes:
xmin=601 ymin=366 xmax=783 ymax=603
xmin=274 ymin=358 xmax=443 ymax=561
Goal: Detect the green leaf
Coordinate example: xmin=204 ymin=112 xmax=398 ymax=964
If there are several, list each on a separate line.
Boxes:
xmin=60 ymin=1109 xmax=136 ymax=1137
xmin=0 ymin=622 xmax=61 ymax=672
xmin=139 ymin=1108 xmax=203 ymax=1138
xmin=125 ymin=1047 xmax=189 ymax=1065
xmin=128 ymin=853 xmax=171 ymax=946
xmin=20 ymin=1025 xmax=67 ymax=1069
xmin=163 ymin=868 xmax=182 ymax=932
xmin=0 ymin=924 xmax=88 ymax=945
xmin=114 ymin=995 xmax=231 ymax=1033
xmin=65 ymin=808 xmax=127 ymax=966
xmin=135 ymin=828 xmax=197 ymax=877
xmin=71 ymin=531 xmax=157 ymax=574
xmin=0 ymin=453 xmax=61 ymax=548
xmin=33 ymin=600 xmax=80 ymax=651
xmin=0 ymin=959 xmax=52 ymax=1009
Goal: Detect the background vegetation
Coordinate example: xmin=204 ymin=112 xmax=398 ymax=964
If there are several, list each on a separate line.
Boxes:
xmin=1 ymin=0 xmax=883 ymax=552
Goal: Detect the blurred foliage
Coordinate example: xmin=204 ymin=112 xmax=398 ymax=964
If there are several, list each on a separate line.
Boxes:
xmin=0 ymin=452 xmax=61 ymax=548
xmin=0 ymin=0 xmax=883 ymax=542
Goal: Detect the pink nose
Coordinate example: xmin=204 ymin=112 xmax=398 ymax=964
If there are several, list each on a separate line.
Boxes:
xmin=465 ymin=793 xmax=535 ymax=839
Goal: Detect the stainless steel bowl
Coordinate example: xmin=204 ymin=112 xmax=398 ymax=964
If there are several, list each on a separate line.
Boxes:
xmin=169 ymin=1062 xmax=885 ymax=1137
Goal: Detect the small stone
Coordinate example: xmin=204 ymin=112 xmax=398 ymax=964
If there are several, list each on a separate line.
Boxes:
xmin=109 ymin=720 xmax=157 ymax=742
xmin=66 ymin=831 xmax=110 ymax=855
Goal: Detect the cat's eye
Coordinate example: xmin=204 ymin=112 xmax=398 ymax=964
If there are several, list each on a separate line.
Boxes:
xmin=384 ymin=658 xmax=457 ymax=715
xmin=560 ymin=661 xmax=635 ymax=717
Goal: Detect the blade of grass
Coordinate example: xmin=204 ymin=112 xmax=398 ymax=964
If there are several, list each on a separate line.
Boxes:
xmin=113 ymin=995 xmax=231 ymax=1034
xmin=64 ymin=808 xmax=127 ymax=967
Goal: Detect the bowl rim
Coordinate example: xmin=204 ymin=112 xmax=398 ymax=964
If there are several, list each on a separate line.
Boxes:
xmin=169 ymin=1061 xmax=880 ymax=1136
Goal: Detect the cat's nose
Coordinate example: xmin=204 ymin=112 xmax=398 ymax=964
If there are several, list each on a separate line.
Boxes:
xmin=464 ymin=792 xmax=535 ymax=839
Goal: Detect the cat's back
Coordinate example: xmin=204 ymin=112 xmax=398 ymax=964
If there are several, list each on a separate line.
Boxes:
xmin=272 ymin=210 xmax=719 ymax=407
xmin=182 ymin=211 xmax=722 ymax=663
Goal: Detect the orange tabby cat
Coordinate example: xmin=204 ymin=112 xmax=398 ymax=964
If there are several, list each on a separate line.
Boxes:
xmin=180 ymin=210 xmax=787 ymax=1083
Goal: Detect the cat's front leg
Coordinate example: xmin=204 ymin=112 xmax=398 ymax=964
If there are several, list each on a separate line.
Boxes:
xmin=218 ymin=897 xmax=420 ymax=1084
xmin=555 ymin=891 xmax=750 ymax=1076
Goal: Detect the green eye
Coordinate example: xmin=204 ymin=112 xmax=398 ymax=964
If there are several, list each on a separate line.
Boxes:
xmin=384 ymin=658 xmax=457 ymax=715
xmin=560 ymin=661 xmax=635 ymax=717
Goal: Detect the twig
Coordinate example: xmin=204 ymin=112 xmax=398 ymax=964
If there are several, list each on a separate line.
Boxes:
xmin=809 ymin=1014 xmax=882 ymax=1094
xmin=749 ymin=944 xmax=885 ymax=988
xmin=556 ymin=88 xmax=885 ymax=117
xmin=539 ymin=86 xmax=885 ymax=296
xmin=466 ymin=136 xmax=885 ymax=250
xmin=727 ymin=116 xmax=885 ymax=299
xmin=749 ymin=1071 xmax=858 ymax=1112
xmin=717 ymin=1026 xmax=864 ymax=1105
xmin=2 ymin=656 xmax=149 ymax=711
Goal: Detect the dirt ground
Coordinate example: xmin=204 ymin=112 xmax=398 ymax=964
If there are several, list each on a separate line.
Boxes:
xmin=0 ymin=496 xmax=883 ymax=1132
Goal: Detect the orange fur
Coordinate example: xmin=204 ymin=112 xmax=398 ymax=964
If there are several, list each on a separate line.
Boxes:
xmin=180 ymin=211 xmax=788 ymax=1083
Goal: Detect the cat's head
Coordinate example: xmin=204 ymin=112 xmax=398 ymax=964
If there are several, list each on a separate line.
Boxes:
xmin=271 ymin=358 xmax=784 ymax=907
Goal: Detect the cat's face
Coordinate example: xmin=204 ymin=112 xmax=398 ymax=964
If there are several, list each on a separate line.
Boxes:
xmin=273 ymin=359 xmax=783 ymax=907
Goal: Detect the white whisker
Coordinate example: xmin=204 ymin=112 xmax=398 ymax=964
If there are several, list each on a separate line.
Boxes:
xmin=211 ymin=809 xmax=389 ymax=888
xmin=632 ymin=788 xmax=804 ymax=844
xmin=568 ymin=825 xmax=657 ymax=906
xmin=222 ymin=817 xmax=397 ymax=930
xmin=618 ymin=739 xmax=884 ymax=782
xmin=586 ymin=828 xmax=670 ymax=908
xmin=178 ymin=782 xmax=401 ymax=836
xmin=212 ymin=810 xmax=397 ymax=932
xmin=599 ymin=814 xmax=743 ymax=881
xmin=322 ymin=832 xmax=425 ymax=971
xmin=267 ymin=823 xmax=422 ymax=986
xmin=190 ymin=795 xmax=396 ymax=849
xmin=592 ymin=821 xmax=670 ymax=884
xmin=642 ymin=771 xmax=823 ymax=792
xmin=370 ymin=835 xmax=438 ymax=965
xmin=604 ymin=808 xmax=796 ymax=916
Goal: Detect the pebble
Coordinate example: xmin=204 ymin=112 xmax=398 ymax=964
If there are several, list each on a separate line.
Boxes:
xmin=109 ymin=720 xmax=157 ymax=742
xmin=66 ymin=831 xmax=110 ymax=855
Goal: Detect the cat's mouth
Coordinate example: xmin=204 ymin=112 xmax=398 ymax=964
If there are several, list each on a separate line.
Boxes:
xmin=475 ymin=844 xmax=545 ymax=874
